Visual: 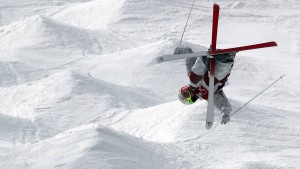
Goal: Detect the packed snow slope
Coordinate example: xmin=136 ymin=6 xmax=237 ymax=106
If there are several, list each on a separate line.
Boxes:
xmin=0 ymin=0 xmax=300 ymax=168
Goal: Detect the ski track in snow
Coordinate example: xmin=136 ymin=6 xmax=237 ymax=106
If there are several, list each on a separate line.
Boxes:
xmin=0 ymin=0 xmax=300 ymax=168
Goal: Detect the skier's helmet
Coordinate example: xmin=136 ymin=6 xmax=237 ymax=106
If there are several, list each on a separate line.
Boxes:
xmin=178 ymin=85 xmax=196 ymax=105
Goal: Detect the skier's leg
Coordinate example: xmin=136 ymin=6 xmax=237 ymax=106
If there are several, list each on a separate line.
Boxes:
xmin=173 ymin=46 xmax=197 ymax=75
xmin=214 ymin=90 xmax=232 ymax=124
xmin=186 ymin=57 xmax=197 ymax=75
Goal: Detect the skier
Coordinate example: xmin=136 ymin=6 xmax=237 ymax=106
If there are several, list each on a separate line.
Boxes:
xmin=175 ymin=46 xmax=236 ymax=124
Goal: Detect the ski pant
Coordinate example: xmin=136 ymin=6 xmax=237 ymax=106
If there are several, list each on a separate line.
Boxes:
xmin=198 ymin=86 xmax=232 ymax=114
xmin=181 ymin=49 xmax=232 ymax=114
xmin=214 ymin=90 xmax=232 ymax=114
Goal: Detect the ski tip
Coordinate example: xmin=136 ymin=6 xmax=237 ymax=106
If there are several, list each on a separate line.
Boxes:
xmin=272 ymin=41 xmax=278 ymax=46
xmin=265 ymin=41 xmax=278 ymax=47
xmin=156 ymin=56 xmax=164 ymax=63
xmin=205 ymin=121 xmax=213 ymax=129
xmin=213 ymin=4 xmax=220 ymax=9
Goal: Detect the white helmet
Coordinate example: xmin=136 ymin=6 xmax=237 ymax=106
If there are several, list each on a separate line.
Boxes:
xmin=178 ymin=85 xmax=197 ymax=105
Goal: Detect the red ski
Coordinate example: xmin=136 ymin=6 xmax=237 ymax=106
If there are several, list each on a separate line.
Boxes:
xmin=211 ymin=4 xmax=219 ymax=51
xmin=209 ymin=41 xmax=277 ymax=55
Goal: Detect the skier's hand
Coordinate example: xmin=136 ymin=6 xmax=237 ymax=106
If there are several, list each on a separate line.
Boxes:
xmin=221 ymin=116 xmax=230 ymax=124
xmin=174 ymin=47 xmax=181 ymax=55
xmin=230 ymin=51 xmax=237 ymax=56
xmin=173 ymin=47 xmax=193 ymax=55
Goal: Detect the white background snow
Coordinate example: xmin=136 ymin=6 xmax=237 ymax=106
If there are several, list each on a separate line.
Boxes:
xmin=0 ymin=0 xmax=300 ymax=168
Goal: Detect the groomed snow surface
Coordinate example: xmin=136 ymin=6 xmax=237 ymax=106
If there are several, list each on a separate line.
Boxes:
xmin=1 ymin=0 xmax=300 ymax=168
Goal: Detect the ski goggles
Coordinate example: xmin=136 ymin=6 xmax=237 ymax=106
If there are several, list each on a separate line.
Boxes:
xmin=181 ymin=89 xmax=194 ymax=104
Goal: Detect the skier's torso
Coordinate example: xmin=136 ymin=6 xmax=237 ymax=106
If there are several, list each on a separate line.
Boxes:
xmin=188 ymin=54 xmax=234 ymax=92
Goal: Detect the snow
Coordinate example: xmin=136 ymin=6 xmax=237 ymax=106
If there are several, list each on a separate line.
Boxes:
xmin=0 ymin=0 xmax=300 ymax=168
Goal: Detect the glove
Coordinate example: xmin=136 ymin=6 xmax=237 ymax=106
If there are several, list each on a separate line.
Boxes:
xmin=174 ymin=47 xmax=193 ymax=55
xmin=220 ymin=111 xmax=230 ymax=124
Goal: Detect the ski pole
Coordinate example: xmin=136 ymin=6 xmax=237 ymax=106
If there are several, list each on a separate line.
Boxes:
xmin=231 ymin=74 xmax=285 ymax=117
xmin=179 ymin=0 xmax=196 ymax=46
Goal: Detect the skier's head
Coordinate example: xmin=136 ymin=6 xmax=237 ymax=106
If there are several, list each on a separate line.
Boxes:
xmin=178 ymin=85 xmax=198 ymax=105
